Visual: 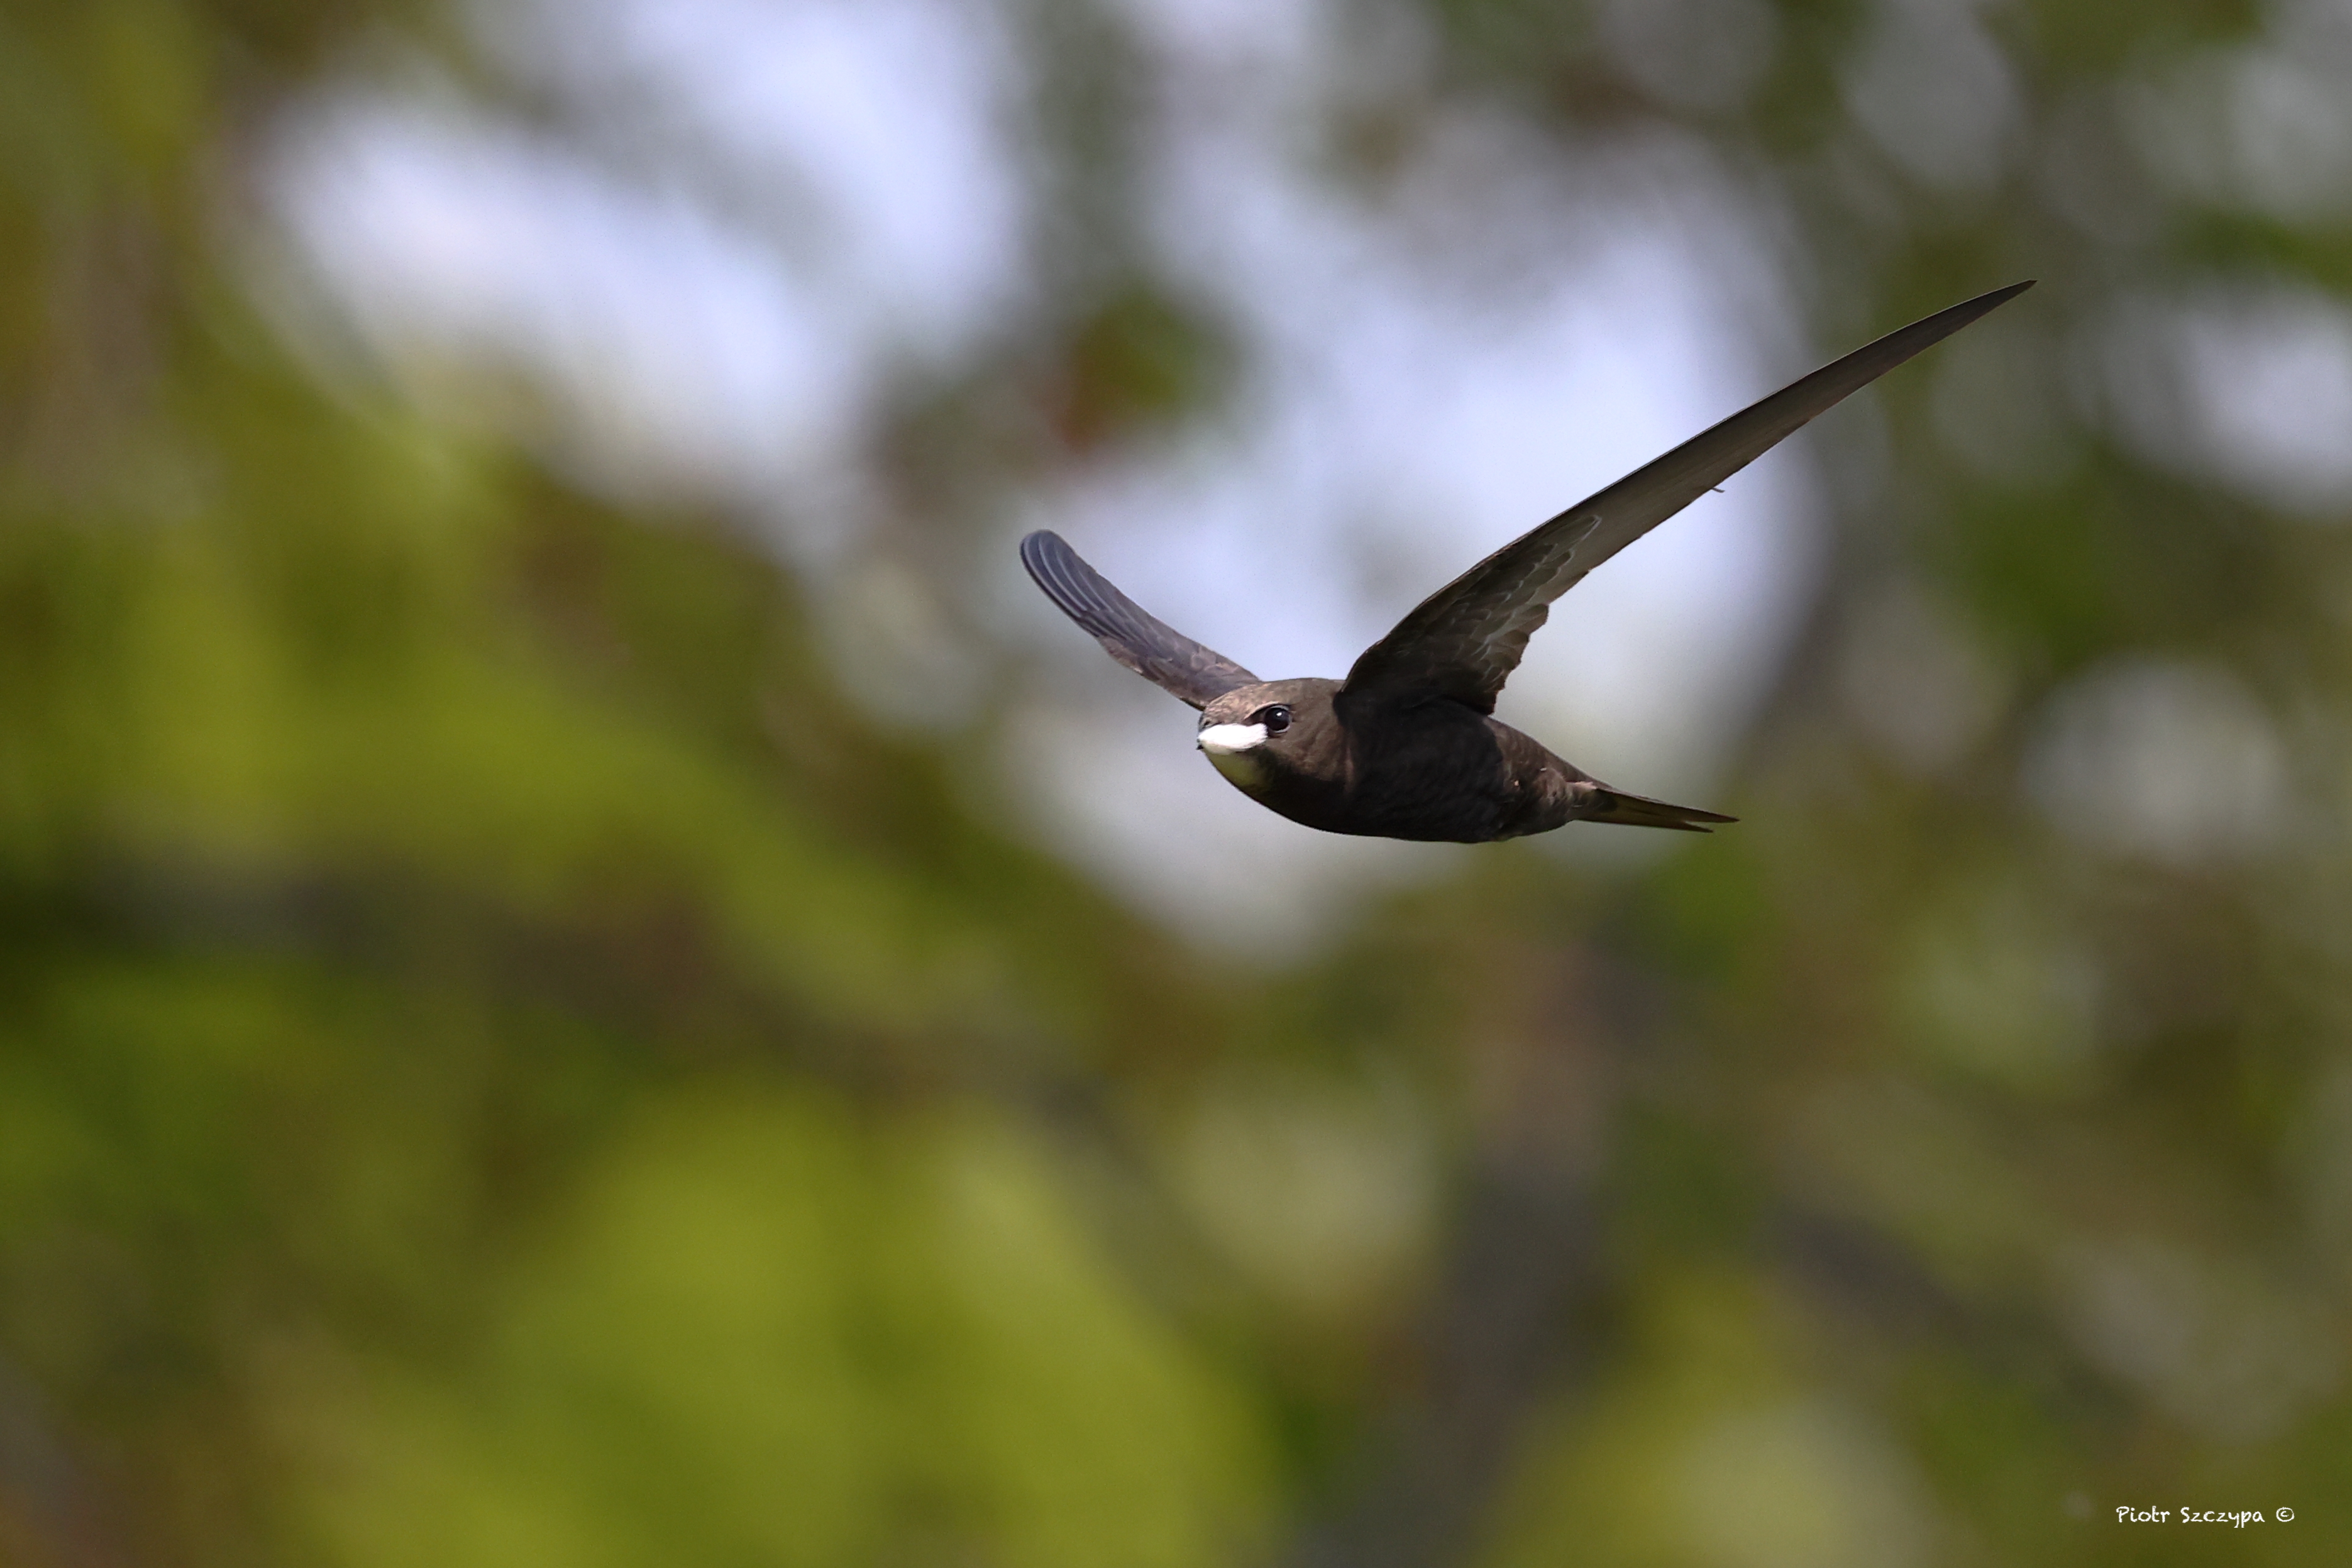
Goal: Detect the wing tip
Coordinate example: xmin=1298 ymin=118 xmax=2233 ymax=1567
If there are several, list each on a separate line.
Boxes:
xmin=1018 ymin=529 xmax=1066 ymax=576
xmin=1940 ymin=279 xmax=2036 ymax=329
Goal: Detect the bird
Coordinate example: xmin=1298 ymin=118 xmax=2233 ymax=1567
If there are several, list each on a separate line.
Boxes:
xmin=1020 ymin=281 xmax=2032 ymax=844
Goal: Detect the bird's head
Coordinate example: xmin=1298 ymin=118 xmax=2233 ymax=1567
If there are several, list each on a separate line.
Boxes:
xmin=1195 ymin=679 xmax=1340 ymax=795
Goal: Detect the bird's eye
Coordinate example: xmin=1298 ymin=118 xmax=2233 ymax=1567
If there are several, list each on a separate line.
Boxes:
xmin=1257 ymin=705 xmax=1293 ymax=735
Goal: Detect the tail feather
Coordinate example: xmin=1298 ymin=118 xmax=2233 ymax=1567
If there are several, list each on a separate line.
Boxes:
xmin=1581 ymin=788 xmax=1738 ymax=833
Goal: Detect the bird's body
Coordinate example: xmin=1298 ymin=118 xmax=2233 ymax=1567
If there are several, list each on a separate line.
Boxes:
xmin=1193 ymin=680 xmax=1705 ymax=842
xmin=1021 ymin=282 xmax=2033 ymax=844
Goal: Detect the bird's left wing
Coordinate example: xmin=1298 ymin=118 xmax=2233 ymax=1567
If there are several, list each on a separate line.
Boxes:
xmin=1342 ymin=280 xmax=2033 ymax=714
xmin=1020 ymin=530 xmax=1261 ymax=710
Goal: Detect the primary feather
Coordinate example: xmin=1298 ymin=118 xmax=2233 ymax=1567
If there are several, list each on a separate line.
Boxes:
xmin=1019 ymin=529 xmax=1259 ymax=710
xmin=1342 ymin=280 xmax=2034 ymax=714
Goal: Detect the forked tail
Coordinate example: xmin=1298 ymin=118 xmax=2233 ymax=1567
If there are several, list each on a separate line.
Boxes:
xmin=1579 ymin=788 xmax=1738 ymax=833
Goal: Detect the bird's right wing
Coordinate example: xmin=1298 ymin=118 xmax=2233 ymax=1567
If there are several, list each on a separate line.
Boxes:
xmin=1342 ymin=280 xmax=2035 ymax=714
xmin=1020 ymin=530 xmax=1261 ymax=710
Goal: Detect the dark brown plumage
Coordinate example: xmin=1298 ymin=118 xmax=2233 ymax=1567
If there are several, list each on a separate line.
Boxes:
xmin=1021 ymin=282 xmax=2032 ymax=843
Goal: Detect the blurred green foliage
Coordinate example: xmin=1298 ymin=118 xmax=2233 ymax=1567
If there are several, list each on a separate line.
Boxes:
xmin=3 ymin=1 xmax=2351 ymax=1566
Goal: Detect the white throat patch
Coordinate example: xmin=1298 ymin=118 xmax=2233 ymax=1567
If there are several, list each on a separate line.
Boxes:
xmin=1197 ymin=723 xmax=1268 ymax=754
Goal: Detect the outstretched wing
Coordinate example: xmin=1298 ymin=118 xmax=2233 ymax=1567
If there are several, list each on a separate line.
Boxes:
xmin=1020 ymin=530 xmax=1260 ymax=710
xmin=1342 ymin=280 xmax=2034 ymax=714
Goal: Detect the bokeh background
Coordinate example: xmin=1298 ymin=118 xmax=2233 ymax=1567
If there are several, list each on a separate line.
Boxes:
xmin=3 ymin=0 xmax=2349 ymax=1563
